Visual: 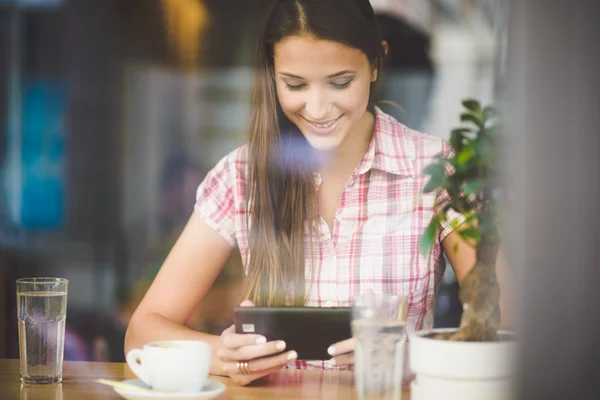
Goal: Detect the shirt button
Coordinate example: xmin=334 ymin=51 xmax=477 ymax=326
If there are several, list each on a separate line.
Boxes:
xmin=335 ymin=214 xmax=342 ymax=220
xmin=325 ymin=301 xmax=333 ymax=307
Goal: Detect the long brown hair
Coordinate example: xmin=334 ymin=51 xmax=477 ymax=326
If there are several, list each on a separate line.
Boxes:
xmin=244 ymin=0 xmax=386 ymax=306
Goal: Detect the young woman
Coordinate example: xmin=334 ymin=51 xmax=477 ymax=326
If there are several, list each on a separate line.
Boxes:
xmin=125 ymin=0 xmax=512 ymax=386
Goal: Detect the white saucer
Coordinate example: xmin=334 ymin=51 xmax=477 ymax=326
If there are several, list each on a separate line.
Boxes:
xmin=113 ymin=379 xmax=226 ymax=400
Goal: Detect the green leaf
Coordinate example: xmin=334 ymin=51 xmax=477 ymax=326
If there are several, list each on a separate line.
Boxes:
xmin=460 ymin=112 xmax=482 ymax=128
xmin=450 ymin=128 xmax=470 ymax=151
xmin=420 ymin=214 xmax=440 ymax=254
xmin=459 ymin=227 xmax=481 ymax=243
xmin=462 ymin=99 xmax=482 ymax=114
xmin=423 ymin=163 xmax=446 ymax=193
xmin=464 ymin=179 xmax=484 ymax=196
xmin=457 ymin=144 xmax=475 ymax=165
xmin=424 ymin=162 xmax=445 ymax=177
xmin=423 ymin=178 xmax=445 ymax=194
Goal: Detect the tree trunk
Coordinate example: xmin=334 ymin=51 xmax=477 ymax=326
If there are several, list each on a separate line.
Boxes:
xmin=434 ymin=233 xmax=501 ymax=341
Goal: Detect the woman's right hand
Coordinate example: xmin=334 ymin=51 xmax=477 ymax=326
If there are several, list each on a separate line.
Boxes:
xmin=217 ymin=300 xmax=298 ymax=385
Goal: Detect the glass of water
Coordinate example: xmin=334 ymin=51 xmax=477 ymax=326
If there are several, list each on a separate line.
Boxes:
xmin=352 ymin=291 xmax=408 ymax=400
xmin=17 ymin=277 xmax=68 ymax=384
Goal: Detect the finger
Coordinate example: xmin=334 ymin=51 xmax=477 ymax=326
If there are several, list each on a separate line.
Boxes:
xmin=218 ymin=340 xmax=287 ymax=362
xmin=240 ymin=300 xmax=255 ymax=307
xmin=221 ymin=350 xmax=297 ymax=376
xmin=248 ymin=349 xmax=297 ymax=371
xmin=328 ymin=338 xmax=355 ymax=356
xmin=220 ymin=324 xmax=266 ymax=348
xmin=221 ymin=332 xmax=267 ymax=349
xmin=331 ymin=352 xmax=354 ymax=367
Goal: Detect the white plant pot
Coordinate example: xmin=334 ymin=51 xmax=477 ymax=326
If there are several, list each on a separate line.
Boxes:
xmin=409 ymin=328 xmax=517 ymax=400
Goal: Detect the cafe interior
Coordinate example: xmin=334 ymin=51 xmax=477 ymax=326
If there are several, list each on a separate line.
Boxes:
xmin=0 ymin=0 xmax=598 ymax=399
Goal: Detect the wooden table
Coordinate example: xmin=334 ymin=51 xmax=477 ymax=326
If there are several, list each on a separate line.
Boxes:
xmin=0 ymin=359 xmax=411 ymax=399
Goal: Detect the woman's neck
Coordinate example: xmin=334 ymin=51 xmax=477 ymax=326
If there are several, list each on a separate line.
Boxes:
xmin=317 ymin=111 xmax=375 ymax=178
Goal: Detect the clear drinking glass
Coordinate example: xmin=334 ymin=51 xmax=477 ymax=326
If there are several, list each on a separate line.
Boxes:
xmin=352 ymin=291 xmax=408 ymax=400
xmin=17 ymin=277 xmax=68 ymax=384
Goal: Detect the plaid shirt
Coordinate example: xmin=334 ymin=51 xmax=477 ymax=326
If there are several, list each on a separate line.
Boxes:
xmin=195 ymin=107 xmax=463 ymax=370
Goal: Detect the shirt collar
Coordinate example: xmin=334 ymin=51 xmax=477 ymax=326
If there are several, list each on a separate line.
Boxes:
xmin=354 ymin=106 xmax=416 ymax=177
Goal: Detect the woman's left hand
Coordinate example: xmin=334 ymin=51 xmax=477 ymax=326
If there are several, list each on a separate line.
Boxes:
xmin=327 ymin=338 xmax=355 ymax=368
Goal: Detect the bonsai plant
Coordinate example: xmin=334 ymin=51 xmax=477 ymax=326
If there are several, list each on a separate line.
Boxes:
xmin=409 ymin=99 xmax=514 ymax=400
xmin=420 ymin=98 xmax=504 ymax=342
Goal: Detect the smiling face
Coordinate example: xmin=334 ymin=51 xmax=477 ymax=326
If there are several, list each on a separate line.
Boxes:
xmin=273 ymin=35 xmax=376 ymax=152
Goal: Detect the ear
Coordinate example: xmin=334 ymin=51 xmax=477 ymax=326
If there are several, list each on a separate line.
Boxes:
xmin=371 ymin=67 xmax=378 ymax=83
xmin=371 ymin=41 xmax=388 ymax=82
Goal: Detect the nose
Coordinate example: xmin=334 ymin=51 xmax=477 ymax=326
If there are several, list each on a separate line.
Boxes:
xmin=304 ymin=88 xmax=331 ymax=121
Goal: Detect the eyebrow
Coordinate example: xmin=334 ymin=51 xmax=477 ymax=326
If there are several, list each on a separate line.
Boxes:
xmin=278 ymin=70 xmax=357 ymax=79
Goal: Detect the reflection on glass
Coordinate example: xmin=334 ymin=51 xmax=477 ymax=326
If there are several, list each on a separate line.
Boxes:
xmin=20 ymin=383 xmax=63 ymax=400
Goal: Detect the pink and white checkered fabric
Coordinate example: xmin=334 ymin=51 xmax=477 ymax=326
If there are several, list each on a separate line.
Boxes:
xmin=194 ymin=107 xmax=463 ymax=370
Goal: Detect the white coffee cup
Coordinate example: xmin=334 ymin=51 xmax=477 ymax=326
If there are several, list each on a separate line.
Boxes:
xmin=126 ymin=340 xmax=212 ymax=392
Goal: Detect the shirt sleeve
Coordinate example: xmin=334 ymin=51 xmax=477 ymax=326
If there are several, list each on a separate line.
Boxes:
xmin=193 ymin=151 xmax=239 ymax=247
xmin=436 ymin=140 xmax=467 ymax=242
xmin=436 ymin=191 xmax=467 ymax=242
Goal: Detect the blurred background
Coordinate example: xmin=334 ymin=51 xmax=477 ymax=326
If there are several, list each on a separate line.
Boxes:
xmin=0 ymin=0 xmax=507 ymax=362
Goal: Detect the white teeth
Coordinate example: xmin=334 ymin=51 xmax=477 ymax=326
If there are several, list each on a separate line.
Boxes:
xmin=310 ymin=119 xmax=337 ymax=129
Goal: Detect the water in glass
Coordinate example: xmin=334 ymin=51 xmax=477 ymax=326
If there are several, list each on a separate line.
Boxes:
xmin=18 ymin=291 xmax=67 ymax=384
xmin=353 ymin=316 xmax=406 ymax=399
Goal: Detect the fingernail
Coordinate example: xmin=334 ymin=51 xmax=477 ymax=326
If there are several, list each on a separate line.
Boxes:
xmin=256 ymin=336 xmax=266 ymax=344
xmin=287 ymin=351 xmax=297 ymax=360
xmin=276 ymin=341 xmax=286 ymax=350
xmin=328 ymin=346 xmax=336 ymax=355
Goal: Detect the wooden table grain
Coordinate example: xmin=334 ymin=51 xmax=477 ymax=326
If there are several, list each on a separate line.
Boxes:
xmin=0 ymin=359 xmax=411 ymax=399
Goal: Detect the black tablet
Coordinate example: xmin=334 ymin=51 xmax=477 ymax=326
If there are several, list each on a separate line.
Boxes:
xmin=233 ymin=307 xmax=352 ymax=360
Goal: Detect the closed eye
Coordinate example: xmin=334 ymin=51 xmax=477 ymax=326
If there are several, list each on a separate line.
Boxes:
xmin=331 ymin=79 xmax=354 ymax=89
xmin=285 ymin=82 xmax=307 ymax=91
